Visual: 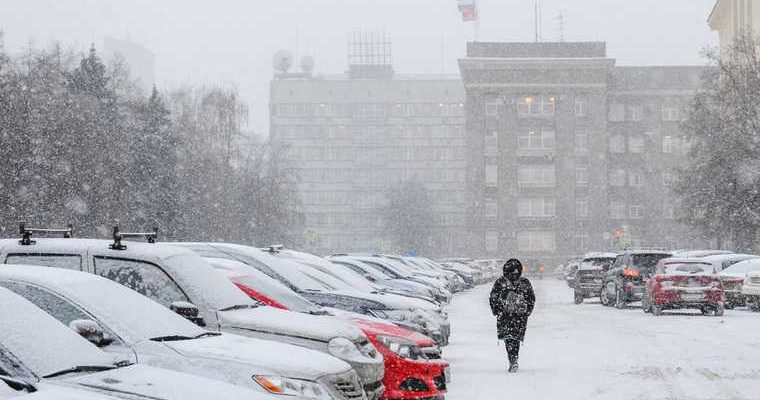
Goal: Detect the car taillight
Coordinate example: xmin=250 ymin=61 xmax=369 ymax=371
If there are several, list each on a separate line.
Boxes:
xmin=623 ymin=269 xmax=640 ymax=277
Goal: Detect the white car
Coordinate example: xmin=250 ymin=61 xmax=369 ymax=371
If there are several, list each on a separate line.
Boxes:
xmin=0 ymin=381 xmax=132 ymax=400
xmin=0 ymin=238 xmax=384 ymax=400
xmin=0 ymin=286 xmax=291 ymax=400
xmin=702 ymin=253 xmax=759 ymax=272
xmin=718 ymin=258 xmax=760 ymax=308
xmin=742 ymin=270 xmax=760 ymax=311
xmin=0 ymin=265 xmax=360 ymax=400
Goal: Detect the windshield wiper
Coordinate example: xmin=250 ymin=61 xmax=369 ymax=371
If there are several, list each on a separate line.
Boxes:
xmin=194 ymin=332 xmax=221 ymax=339
xmin=43 ymin=365 xmax=117 ymax=379
xmin=219 ymin=304 xmax=258 ymax=311
xmin=150 ymin=335 xmax=194 ymax=342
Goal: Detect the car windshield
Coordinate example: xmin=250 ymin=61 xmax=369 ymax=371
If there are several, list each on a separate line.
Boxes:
xmin=662 ymin=263 xmax=712 ymax=274
xmin=0 ymin=287 xmax=115 ymax=378
xmin=632 ymin=254 xmax=671 ymax=273
xmin=232 ymin=275 xmax=319 ymax=313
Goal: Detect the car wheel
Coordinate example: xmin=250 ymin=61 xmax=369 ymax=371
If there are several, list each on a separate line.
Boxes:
xmin=642 ymin=294 xmax=650 ymax=313
xmin=574 ymin=290 xmax=583 ymax=304
xmin=724 ymin=302 xmax=735 ymax=310
xmin=715 ymin=305 xmax=725 ymax=316
xmin=615 ymin=288 xmax=626 ymax=309
xmin=700 ymin=307 xmax=710 ymax=315
xmin=600 ymin=286 xmax=609 ymax=306
xmin=750 ymin=298 xmax=760 ymax=312
xmin=652 ymin=304 xmax=663 ymax=316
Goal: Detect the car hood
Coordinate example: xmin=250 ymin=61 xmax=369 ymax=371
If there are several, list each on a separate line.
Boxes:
xmin=63 ymin=364 xmax=274 ymax=400
xmin=322 ymin=307 xmax=435 ymax=347
xmin=326 ymin=289 xmax=438 ymax=311
xmin=720 ymin=271 xmax=747 ymax=279
xmin=163 ymin=333 xmax=351 ymax=380
xmin=22 ymin=384 xmax=126 ymax=400
xmin=217 ymin=306 xmax=365 ymax=343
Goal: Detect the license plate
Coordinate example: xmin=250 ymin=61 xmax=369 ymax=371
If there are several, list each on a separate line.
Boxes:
xmin=682 ymin=293 xmax=703 ymax=301
xmin=444 ymin=367 xmax=451 ymax=382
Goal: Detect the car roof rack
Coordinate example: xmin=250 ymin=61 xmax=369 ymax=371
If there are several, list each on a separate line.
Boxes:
xmin=260 ymin=244 xmax=284 ymax=254
xmin=109 ymin=225 xmax=158 ymax=250
xmin=19 ymin=222 xmax=73 ymax=245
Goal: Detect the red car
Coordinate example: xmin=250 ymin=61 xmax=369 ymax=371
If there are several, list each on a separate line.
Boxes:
xmin=643 ymin=258 xmax=725 ymax=316
xmin=210 ymin=257 xmax=450 ymax=400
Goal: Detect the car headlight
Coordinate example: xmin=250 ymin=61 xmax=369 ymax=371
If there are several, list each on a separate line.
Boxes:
xmin=254 ymin=376 xmax=333 ymax=400
xmin=328 ymin=337 xmax=372 ymax=363
xmin=376 ymin=335 xmax=426 ymax=360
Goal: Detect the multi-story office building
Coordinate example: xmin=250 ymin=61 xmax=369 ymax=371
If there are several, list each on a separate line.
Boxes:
xmin=459 ymin=42 xmax=705 ymax=264
xmin=270 ymin=72 xmax=468 ymax=256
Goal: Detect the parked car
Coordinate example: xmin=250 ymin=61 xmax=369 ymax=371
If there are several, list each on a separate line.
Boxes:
xmin=0 ymin=381 xmax=129 ymax=400
xmin=174 ymin=243 xmax=449 ymax=346
xmin=209 ymin=257 xmax=450 ymax=400
xmin=402 ymin=257 xmax=464 ymax=292
xmin=0 ymin=286 xmax=285 ymax=400
xmin=642 ymin=258 xmax=724 ymax=316
xmin=718 ymin=258 xmax=760 ymax=308
xmin=670 ymin=250 xmax=733 ymax=258
xmin=0 ymin=264 xmax=362 ymax=400
xmin=702 ymin=253 xmax=759 ymax=273
xmin=600 ymin=250 xmax=672 ymax=308
xmin=573 ymin=253 xmax=617 ymax=304
xmin=437 ymin=259 xmax=478 ymax=286
xmin=742 ymin=270 xmax=760 ymax=311
xmin=564 ymin=259 xmax=581 ymax=289
xmin=0 ymin=236 xmax=384 ymax=400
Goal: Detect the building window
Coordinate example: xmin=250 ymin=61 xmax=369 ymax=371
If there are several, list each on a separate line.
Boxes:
xmin=485 ymin=199 xmax=498 ymax=222
xmin=575 ymin=234 xmax=590 ymax=252
xmin=628 ymin=136 xmax=645 ymax=153
xmin=662 ymin=107 xmax=680 ymax=121
xmin=517 ymin=131 xmax=555 ymax=150
xmin=517 ymin=231 xmax=556 ymax=252
xmin=609 ymin=135 xmax=625 ymax=153
xmin=630 ymin=105 xmax=644 ymax=121
xmin=485 ymin=164 xmax=498 ymax=188
xmin=576 ymin=166 xmax=589 ymax=186
xmin=609 ymin=103 xmax=625 ymax=122
xmin=663 ymin=203 xmax=675 ymax=219
xmin=610 ymin=201 xmax=627 ymax=219
xmin=662 ymin=136 xmax=674 ymax=153
xmin=485 ymin=231 xmax=499 ymax=252
xmin=609 ymin=169 xmax=626 ymax=187
xmin=484 ymin=131 xmax=498 ymax=156
xmin=662 ymin=172 xmax=675 ymax=187
xmin=485 ymin=100 xmax=500 ymax=116
xmin=629 ymin=172 xmax=644 ymax=187
xmin=576 ymin=200 xmax=589 ymax=218
xmin=574 ymin=131 xmax=589 ymax=151
xmin=518 ymin=95 xmax=555 ymax=117
xmin=518 ymin=198 xmax=556 ymax=218
xmin=517 ymin=165 xmax=556 ymax=187
xmin=629 ymin=205 xmax=644 ymax=219
xmin=575 ymin=98 xmax=588 ymax=117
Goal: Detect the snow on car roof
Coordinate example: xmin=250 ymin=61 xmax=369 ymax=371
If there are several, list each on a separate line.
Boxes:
xmin=0 ymin=238 xmax=188 ymax=259
xmin=0 ymin=285 xmax=114 ymax=377
xmin=582 ymin=252 xmax=618 ymax=260
xmin=0 ymin=265 xmax=205 ymax=343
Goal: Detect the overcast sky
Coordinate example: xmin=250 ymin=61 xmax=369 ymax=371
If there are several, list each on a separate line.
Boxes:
xmin=1 ymin=0 xmax=718 ymax=134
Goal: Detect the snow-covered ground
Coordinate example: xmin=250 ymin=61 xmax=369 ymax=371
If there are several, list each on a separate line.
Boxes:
xmin=445 ymin=279 xmax=760 ymax=400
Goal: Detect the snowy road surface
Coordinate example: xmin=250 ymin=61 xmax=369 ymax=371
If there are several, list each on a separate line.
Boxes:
xmin=445 ymin=279 xmax=760 ymax=400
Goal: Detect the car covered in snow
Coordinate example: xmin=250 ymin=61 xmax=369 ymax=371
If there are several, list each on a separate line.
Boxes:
xmin=0 ymin=286 xmax=287 ymax=400
xmin=573 ymin=253 xmax=617 ymax=304
xmin=701 ymin=253 xmax=759 ymax=273
xmin=670 ymin=250 xmax=733 ymax=258
xmin=0 ymin=265 xmax=362 ymax=400
xmin=717 ymin=258 xmax=760 ymax=308
xmin=563 ymin=258 xmax=581 ymax=289
xmin=642 ymin=258 xmax=724 ymax=316
xmin=741 ymin=270 xmax=760 ymax=311
xmin=209 ymin=257 xmax=451 ymax=400
xmin=0 ymin=236 xmax=384 ymax=399
xmin=600 ymin=250 xmax=672 ymax=308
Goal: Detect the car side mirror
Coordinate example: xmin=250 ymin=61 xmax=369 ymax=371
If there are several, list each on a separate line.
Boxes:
xmin=69 ymin=319 xmax=114 ymax=347
xmin=170 ymin=301 xmax=206 ymax=327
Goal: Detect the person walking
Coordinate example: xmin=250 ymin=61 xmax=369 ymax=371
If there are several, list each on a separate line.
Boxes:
xmin=489 ymin=258 xmax=536 ymax=373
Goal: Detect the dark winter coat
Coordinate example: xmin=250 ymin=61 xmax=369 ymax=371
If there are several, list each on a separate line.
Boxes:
xmin=489 ymin=276 xmax=536 ymax=341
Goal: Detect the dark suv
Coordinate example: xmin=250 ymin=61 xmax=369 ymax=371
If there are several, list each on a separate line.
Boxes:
xmin=574 ymin=253 xmax=617 ymax=304
xmin=600 ymin=250 xmax=672 ymax=308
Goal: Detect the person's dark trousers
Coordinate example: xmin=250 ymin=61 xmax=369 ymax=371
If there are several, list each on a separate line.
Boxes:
xmin=505 ymin=338 xmax=520 ymax=364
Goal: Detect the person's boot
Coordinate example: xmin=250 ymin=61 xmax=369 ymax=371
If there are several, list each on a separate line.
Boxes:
xmin=508 ymin=361 xmax=519 ymax=373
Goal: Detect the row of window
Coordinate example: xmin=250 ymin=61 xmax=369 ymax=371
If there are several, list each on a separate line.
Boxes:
xmin=608 ymin=104 xmax=684 ymax=123
xmin=484 ymin=130 xmax=685 ymax=155
xmin=609 ymin=170 xmax=676 ymax=187
xmin=276 ymin=124 xmax=467 ymax=141
xmin=481 ymin=198 xmax=679 ymax=221
xmin=304 ymin=211 xmax=467 ymax=228
xmin=298 ymin=168 xmax=467 ymax=185
xmin=274 ymin=103 xmax=464 ymax=119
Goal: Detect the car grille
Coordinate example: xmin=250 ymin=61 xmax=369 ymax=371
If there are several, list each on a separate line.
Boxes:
xmin=330 ymin=372 xmax=367 ymax=400
xmin=751 ymin=277 xmax=760 ymax=285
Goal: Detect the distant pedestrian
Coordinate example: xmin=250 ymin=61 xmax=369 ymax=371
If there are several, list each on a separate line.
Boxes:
xmin=489 ymin=259 xmax=536 ymax=373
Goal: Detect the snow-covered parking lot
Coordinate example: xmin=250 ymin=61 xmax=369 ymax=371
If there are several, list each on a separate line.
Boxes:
xmin=445 ymin=279 xmax=760 ymax=400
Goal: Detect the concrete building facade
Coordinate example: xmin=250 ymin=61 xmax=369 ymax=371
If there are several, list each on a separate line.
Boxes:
xmin=709 ymin=0 xmax=760 ymax=51
xmin=270 ymin=74 xmax=469 ymax=256
xmin=459 ymin=42 xmax=705 ymax=265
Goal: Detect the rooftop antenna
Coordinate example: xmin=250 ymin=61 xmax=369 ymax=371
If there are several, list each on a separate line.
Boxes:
xmin=533 ymin=3 xmax=539 ymax=43
xmin=555 ymin=13 xmax=565 ymax=42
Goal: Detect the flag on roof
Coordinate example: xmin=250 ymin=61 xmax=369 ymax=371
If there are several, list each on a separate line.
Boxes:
xmin=457 ymin=0 xmax=478 ymax=22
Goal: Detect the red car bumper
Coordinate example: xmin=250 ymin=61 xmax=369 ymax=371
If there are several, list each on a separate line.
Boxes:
xmin=367 ymin=335 xmax=449 ymax=400
xmin=653 ymin=289 xmax=723 ymax=309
